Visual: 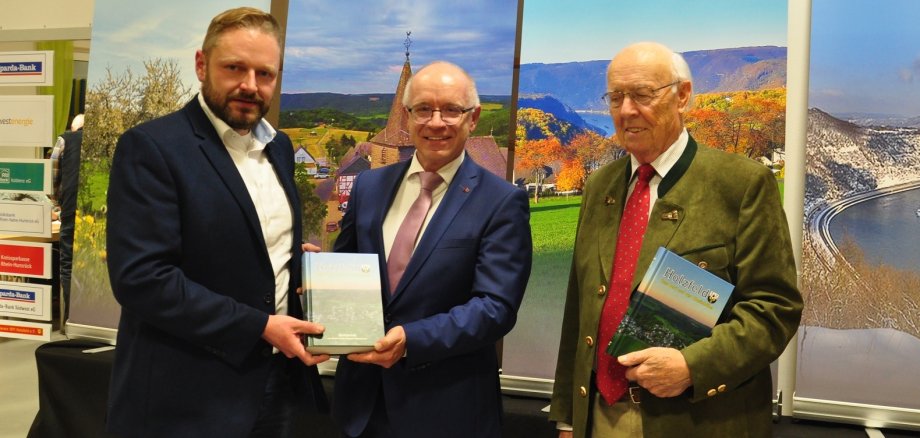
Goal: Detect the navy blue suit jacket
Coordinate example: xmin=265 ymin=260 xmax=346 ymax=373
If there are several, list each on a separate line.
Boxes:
xmin=105 ymin=99 xmax=325 ymax=437
xmin=332 ymin=157 xmax=532 ymax=438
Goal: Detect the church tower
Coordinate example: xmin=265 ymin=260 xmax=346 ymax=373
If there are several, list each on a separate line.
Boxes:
xmin=366 ymin=32 xmax=415 ymax=167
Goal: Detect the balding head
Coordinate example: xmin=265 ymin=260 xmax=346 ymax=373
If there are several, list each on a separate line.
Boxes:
xmin=605 ymin=42 xmax=693 ymax=164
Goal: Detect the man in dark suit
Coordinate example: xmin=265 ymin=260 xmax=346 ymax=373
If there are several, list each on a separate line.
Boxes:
xmin=49 ymin=114 xmax=83 ymax=325
xmin=332 ymin=61 xmax=533 ymax=438
xmin=550 ymin=42 xmax=803 ymax=437
xmin=105 ymin=7 xmax=328 ymax=437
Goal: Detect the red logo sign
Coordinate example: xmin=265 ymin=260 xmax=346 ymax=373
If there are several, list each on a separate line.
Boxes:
xmin=0 ymin=243 xmax=44 ymax=276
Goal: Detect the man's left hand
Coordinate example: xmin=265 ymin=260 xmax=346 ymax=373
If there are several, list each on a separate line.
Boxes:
xmin=619 ymin=347 xmax=692 ymax=398
xmin=346 ymin=326 xmax=406 ymax=369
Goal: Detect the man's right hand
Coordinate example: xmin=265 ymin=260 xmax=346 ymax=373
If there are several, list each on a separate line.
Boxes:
xmin=261 ymin=314 xmax=329 ymax=366
xmin=558 ymin=431 xmax=573 ymax=438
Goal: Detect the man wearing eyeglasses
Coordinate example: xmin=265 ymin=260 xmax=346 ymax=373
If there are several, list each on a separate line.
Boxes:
xmin=331 ymin=61 xmax=532 ymax=438
xmin=549 ymin=42 xmax=802 ymax=437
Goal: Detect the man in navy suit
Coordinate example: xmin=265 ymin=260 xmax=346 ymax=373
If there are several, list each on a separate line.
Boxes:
xmin=332 ymin=61 xmax=533 ymax=438
xmin=106 ymin=7 xmax=328 ymax=437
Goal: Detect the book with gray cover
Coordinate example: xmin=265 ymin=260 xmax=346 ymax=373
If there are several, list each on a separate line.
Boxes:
xmin=302 ymin=252 xmax=384 ymax=354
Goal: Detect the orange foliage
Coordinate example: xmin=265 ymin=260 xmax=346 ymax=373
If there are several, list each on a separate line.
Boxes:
xmin=557 ymin=158 xmax=586 ymax=191
xmin=686 ymin=88 xmax=785 ymax=158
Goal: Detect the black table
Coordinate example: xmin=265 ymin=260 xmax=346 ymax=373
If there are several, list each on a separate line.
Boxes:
xmin=27 ymin=340 xmax=554 ymax=438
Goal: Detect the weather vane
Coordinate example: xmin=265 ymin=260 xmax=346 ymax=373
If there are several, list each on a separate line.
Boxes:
xmin=404 ymin=31 xmax=412 ymax=61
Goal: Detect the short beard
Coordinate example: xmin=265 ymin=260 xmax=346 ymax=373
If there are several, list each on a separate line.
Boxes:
xmin=201 ymin=80 xmax=268 ymax=132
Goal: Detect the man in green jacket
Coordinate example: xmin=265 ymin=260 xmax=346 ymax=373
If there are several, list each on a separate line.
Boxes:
xmin=549 ymin=41 xmax=803 ymax=437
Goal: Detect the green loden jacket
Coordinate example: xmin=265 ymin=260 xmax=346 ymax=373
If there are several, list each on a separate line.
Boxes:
xmin=549 ymin=136 xmax=803 ymax=438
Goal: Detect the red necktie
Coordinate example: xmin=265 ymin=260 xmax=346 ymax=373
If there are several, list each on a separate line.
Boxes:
xmin=596 ymin=163 xmax=656 ymax=405
xmin=387 ymin=171 xmax=443 ymax=293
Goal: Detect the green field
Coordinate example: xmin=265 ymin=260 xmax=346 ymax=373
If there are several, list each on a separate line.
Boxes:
xmin=502 ymin=195 xmax=581 ymax=370
xmin=282 ymin=127 xmax=371 ymax=161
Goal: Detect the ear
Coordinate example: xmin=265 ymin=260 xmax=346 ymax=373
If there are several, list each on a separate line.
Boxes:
xmin=195 ymin=50 xmax=207 ymax=83
xmin=676 ymin=80 xmax=693 ymax=114
xmin=468 ymin=106 xmax=482 ymax=132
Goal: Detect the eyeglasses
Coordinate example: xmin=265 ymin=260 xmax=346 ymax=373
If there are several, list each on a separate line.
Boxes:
xmin=406 ymin=105 xmax=475 ymax=125
xmin=601 ymin=81 xmax=679 ymax=108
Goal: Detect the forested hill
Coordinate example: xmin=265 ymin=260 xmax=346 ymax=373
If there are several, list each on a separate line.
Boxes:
xmin=520 ymin=46 xmax=786 ymax=111
xmin=806 ymin=108 xmax=920 ymax=208
xmin=281 ymin=93 xmax=511 ymax=113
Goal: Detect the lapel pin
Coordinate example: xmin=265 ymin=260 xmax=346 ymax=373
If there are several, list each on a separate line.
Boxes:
xmin=604 ymin=196 xmax=615 ymax=205
xmin=463 ymin=186 xmax=470 ymax=193
xmin=661 ymin=210 xmax=679 ymax=221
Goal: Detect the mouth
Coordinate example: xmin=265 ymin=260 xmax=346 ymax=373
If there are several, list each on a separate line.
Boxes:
xmin=624 ymin=127 xmax=645 ymax=134
xmin=424 ymin=136 xmax=450 ymax=141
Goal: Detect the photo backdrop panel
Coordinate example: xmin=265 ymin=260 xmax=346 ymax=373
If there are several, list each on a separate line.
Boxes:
xmin=800 ymin=0 xmax=920 ymax=416
xmin=278 ymin=0 xmax=519 ymax=251
xmin=503 ymin=0 xmax=789 ymax=385
xmin=69 ymin=0 xmax=271 ymax=338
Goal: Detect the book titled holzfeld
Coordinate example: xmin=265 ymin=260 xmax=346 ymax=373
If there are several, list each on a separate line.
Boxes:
xmin=302 ymin=252 xmax=384 ymax=355
xmin=606 ymin=246 xmax=735 ymax=357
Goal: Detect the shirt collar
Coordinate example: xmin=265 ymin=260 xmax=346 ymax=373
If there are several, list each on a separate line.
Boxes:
xmin=197 ymin=92 xmax=277 ymax=152
xmin=406 ymin=151 xmax=465 ymax=187
xmin=629 ymin=128 xmax=688 ymax=180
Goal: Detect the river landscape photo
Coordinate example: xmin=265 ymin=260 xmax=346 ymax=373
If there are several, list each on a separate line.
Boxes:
xmin=800 ymin=0 xmax=920 ymax=411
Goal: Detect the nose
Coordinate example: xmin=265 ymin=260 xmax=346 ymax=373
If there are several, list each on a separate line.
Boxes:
xmin=239 ymin=70 xmax=257 ymax=92
xmin=426 ymin=110 xmax=447 ymax=127
xmin=618 ymin=95 xmax=640 ymax=116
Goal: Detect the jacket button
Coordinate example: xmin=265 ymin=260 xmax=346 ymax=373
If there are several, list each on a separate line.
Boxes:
xmin=707 ymin=388 xmax=717 ymax=397
xmin=597 ymin=285 xmax=606 ymax=296
xmin=263 ymin=294 xmax=272 ymax=304
xmin=384 ymin=314 xmax=392 ymax=324
xmin=585 ymin=336 xmax=594 ymax=347
xmin=717 ymin=384 xmax=727 ymax=393
xmin=579 ymin=386 xmax=588 ymax=397
xmin=698 ymin=261 xmax=709 ymax=269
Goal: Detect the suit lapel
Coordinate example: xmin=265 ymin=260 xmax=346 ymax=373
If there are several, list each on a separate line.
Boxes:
xmin=185 ymin=101 xmax=267 ymax=252
xmin=390 ymin=158 xmax=479 ymax=299
xmin=596 ymin=162 xmax=630 ymax=287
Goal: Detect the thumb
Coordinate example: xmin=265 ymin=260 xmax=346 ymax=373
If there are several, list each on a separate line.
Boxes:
xmin=618 ymin=349 xmax=647 ymax=367
xmin=298 ymin=320 xmax=325 ymax=335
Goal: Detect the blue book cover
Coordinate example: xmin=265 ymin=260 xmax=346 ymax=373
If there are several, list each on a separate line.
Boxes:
xmin=302 ymin=252 xmax=384 ymax=355
xmin=606 ymin=246 xmax=734 ymax=357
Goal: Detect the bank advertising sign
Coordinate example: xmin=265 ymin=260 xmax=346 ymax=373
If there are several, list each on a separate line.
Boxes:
xmin=0 ymin=319 xmax=51 ymax=341
xmin=0 ymin=51 xmax=53 ymax=86
xmin=0 ymin=95 xmax=53 ymax=147
xmin=0 ymin=158 xmax=51 ymax=194
xmin=0 ymin=201 xmax=52 ymax=238
xmin=0 ymin=281 xmax=51 ymax=321
xmin=0 ymin=240 xmax=51 ymax=279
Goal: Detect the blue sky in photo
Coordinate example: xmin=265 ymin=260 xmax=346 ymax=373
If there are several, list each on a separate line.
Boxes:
xmin=282 ymin=0 xmax=518 ymax=95
xmin=87 ymin=1 xmax=270 ymax=91
xmin=809 ymin=0 xmax=920 ymax=116
xmin=520 ymin=0 xmax=787 ymax=64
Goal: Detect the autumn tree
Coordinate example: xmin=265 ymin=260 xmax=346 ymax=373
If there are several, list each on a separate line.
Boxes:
xmin=556 ymin=158 xmax=586 ymax=192
xmin=516 ymin=137 xmax=567 ymax=203
xmin=686 ymin=88 xmax=786 ymax=159
xmin=568 ymin=130 xmax=620 ymax=182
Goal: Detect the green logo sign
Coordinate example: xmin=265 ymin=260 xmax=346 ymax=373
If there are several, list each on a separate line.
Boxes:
xmin=0 ymin=162 xmax=45 ymax=192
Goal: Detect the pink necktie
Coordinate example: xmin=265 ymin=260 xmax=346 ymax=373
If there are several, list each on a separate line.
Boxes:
xmin=387 ymin=171 xmax=443 ymax=293
xmin=596 ymin=164 xmax=656 ymax=405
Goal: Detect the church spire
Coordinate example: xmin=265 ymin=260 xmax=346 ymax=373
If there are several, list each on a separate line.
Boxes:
xmin=369 ymin=33 xmax=414 ymax=149
xmin=404 ymin=31 xmax=412 ymax=62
